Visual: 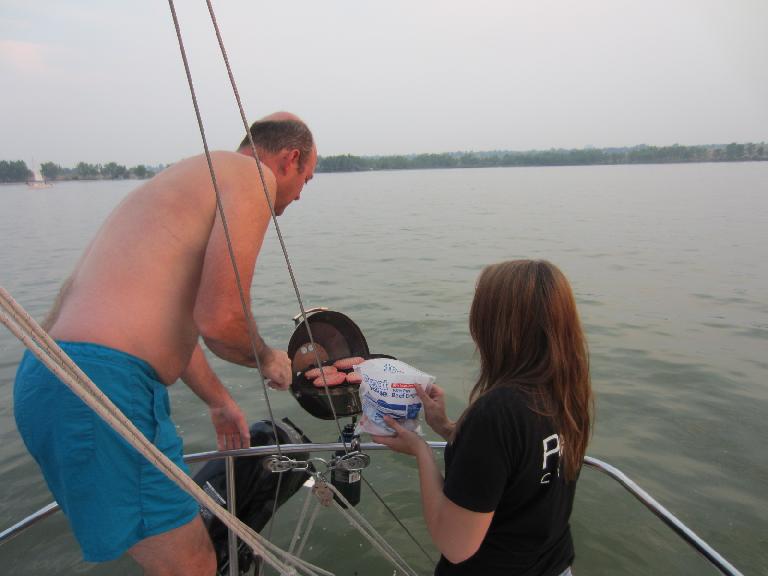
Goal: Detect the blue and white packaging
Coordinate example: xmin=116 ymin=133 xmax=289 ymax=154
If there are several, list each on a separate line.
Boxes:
xmin=353 ymin=358 xmax=435 ymax=436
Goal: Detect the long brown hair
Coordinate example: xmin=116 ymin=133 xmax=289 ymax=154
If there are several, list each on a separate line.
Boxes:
xmin=464 ymin=260 xmax=593 ymax=481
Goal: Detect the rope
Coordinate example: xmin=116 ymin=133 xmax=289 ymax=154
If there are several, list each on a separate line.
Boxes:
xmin=294 ymin=500 xmax=321 ymax=559
xmin=288 ymin=485 xmax=315 ymax=555
xmin=325 ymin=483 xmax=419 ymax=576
xmin=362 ymin=475 xmax=436 ymax=564
xmin=0 ymin=288 xmax=331 ymax=576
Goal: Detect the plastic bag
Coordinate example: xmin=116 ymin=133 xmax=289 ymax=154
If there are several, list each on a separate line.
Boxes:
xmin=353 ymin=358 xmax=435 ymax=436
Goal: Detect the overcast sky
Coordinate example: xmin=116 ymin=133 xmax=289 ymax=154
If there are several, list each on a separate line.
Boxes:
xmin=1 ymin=0 xmax=767 ymax=167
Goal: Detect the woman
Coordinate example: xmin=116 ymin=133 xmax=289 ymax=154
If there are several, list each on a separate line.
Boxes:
xmin=374 ymin=260 xmax=593 ymax=575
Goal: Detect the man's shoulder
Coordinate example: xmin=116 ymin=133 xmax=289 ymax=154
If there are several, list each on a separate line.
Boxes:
xmin=209 ymin=150 xmax=251 ymax=164
xmin=212 ymin=151 xmax=276 ymax=193
xmin=170 ymin=150 xmax=264 ymax=173
xmin=168 ymin=151 xmax=275 ymax=195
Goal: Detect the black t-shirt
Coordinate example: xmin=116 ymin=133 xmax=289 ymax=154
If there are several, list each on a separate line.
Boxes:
xmin=435 ymin=386 xmax=576 ymax=576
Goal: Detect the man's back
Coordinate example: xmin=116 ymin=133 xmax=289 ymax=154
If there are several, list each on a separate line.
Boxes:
xmin=49 ymin=151 xmax=275 ymax=384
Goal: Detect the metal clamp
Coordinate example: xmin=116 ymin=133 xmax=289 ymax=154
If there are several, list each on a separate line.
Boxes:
xmin=331 ymin=451 xmax=371 ymax=472
xmin=263 ymin=455 xmax=313 ymax=473
xmin=265 ymin=450 xmax=370 ymax=476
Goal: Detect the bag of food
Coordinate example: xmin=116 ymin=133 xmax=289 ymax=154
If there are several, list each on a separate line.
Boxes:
xmin=353 ymin=358 xmax=435 ymax=436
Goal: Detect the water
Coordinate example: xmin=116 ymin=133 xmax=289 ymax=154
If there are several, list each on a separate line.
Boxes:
xmin=1 ymin=164 xmax=766 ymax=575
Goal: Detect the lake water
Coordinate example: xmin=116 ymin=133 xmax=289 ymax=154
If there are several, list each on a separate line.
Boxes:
xmin=1 ymin=163 xmax=766 ymax=575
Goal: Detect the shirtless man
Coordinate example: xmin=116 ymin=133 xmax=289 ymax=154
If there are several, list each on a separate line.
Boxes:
xmin=13 ymin=112 xmax=317 ymax=575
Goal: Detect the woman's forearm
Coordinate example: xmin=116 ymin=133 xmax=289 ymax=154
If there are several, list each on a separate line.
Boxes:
xmin=414 ymin=442 xmax=493 ymax=564
xmin=414 ymin=442 xmax=446 ymax=539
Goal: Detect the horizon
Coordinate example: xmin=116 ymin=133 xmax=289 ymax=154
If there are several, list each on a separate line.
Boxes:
xmin=4 ymin=138 xmax=767 ymax=170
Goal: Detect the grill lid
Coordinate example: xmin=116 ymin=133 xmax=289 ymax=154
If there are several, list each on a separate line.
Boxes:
xmin=287 ymin=308 xmax=371 ymax=420
xmin=288 ymin=309 xmax=370 ymax=373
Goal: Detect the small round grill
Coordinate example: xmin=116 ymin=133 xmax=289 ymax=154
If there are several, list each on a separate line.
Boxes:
xmin=287 ymin=308 xmax=393 ymax=420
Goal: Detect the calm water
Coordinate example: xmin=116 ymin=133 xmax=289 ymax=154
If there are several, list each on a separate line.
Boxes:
xmin=1 ymin=163 xmax=766 ymax=575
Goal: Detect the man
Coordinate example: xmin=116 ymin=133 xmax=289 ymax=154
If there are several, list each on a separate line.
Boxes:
xmin=13 ymin=112 xmax=318 ymax=575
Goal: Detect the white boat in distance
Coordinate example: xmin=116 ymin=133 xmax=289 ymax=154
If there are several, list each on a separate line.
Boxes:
xmin=26 ymin=168 xmax=52 ymax=189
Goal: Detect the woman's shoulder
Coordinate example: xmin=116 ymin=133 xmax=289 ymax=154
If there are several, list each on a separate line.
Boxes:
xmin=459 ymin=385 xmax=553 ymax=456
xmin=476 ymin=383 xmax=527 ymax=405
xmin=452 ymin=385 xmax=529 ymax=455
xmin=467 ymin=384 xmax=530 ymax=421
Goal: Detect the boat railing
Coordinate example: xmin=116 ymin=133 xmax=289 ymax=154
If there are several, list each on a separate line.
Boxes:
xmin=0 ymin=442 xmax=744 ymax=576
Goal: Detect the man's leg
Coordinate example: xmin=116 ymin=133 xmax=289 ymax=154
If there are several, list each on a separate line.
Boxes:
xmin=127 ymin=515 xmax=216 ymax=576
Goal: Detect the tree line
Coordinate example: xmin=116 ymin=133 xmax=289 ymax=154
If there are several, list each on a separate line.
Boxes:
xmin=3 ymin=141 xmax=766 ymax=183
xmin=0 ymin=160 xmax=158 ymax=183
xmin=316 ymin=142 xmax=768 ymax=173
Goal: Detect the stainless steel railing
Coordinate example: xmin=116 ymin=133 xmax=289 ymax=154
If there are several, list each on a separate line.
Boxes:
xmin=581 ymin=456 xmax=743 ymax=576
xmin=0 ymin=444 xmax=744 ymax=576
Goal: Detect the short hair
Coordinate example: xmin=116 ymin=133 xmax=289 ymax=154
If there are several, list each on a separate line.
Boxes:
xmin=239 ymin=119 xmax=314 ymax=171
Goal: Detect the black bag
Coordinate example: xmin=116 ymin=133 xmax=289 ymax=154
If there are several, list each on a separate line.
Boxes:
xmin=193 ymin=417 xmax=311 ymax=575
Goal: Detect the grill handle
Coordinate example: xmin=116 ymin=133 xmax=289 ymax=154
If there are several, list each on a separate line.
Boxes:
xmin=292 ymin=307 xmax=329 ymax=326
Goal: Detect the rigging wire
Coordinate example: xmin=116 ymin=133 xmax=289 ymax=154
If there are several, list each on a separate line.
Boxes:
xmin=196 ymin=2 xmax=352 ymax=567
xmin=202 ymin=0 xmax=350 ymax=450
xmin=362 ymin=475 xmax=437 ymax=564
xmin=169 ymin=1 xmax=431 ymax=572
xmin=166 ymin=0 xmax=285 ymax=459
xmin=325 ymin=482 xmax=419 ymax=576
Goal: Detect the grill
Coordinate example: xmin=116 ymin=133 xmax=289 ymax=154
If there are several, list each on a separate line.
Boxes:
xmin=287 ymin=308 xmax=393 ymax=420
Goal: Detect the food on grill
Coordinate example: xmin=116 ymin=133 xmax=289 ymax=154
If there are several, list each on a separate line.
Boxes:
xmin=292 ymin=343 xmax=329 ymax=374
xmin=346 ymin=372 xmax=362 ymax=385
xmin=304 ymin=365 xmax=338 ymax=380
xmin=313 ymin=371 xmax=347 ymax=387
xmin=333 ymin=356 xmax=365 ymax=370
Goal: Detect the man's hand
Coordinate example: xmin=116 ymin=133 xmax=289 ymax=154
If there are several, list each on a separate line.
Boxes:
xmin=416 ymin=384 xmax=455 ymax=440
xmin=259 ymin=347 xmax=292 ymax=389
xmin=372 ymin=416 xmax=430 ymax=457
xmin=181 ymin=344 xmax=252 ymax=450
xmin=210 ymin=394 xmax=251 ymax=451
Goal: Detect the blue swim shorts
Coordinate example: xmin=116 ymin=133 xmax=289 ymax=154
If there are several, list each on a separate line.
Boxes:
xmin=13 ymin=342 xmax=200 ymax=562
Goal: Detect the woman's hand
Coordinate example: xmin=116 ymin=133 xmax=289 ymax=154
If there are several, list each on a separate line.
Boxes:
xmin=416 ymin=384 xmax=455 ymax=440
xmin=372 ymin=416 xmax=430 ymax=457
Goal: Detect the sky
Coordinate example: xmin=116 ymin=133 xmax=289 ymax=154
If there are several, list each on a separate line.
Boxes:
xmin=1 ymin=0 xmax=767 ymax=167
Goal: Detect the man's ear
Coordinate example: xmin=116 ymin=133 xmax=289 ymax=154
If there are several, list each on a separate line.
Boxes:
xmin=287 ymin=149 xmax=301 ymax=169
xmin=278 ymin=149 xmax=300 ymax=175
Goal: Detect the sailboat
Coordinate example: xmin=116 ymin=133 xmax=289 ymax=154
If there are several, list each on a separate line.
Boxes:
xmin=26 ymin=167 xmax=52 ymax=189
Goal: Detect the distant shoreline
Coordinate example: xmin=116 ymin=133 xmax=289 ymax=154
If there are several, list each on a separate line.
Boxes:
xmin=2 ymin=142 xmax=765 ymax=182
xmin=318 ymin=156 xmax=768 ymax=174
xmin=315 ymin=142 xmax=767 ymax=173
xmin=1 ymin=158 xmax=765 ymax=185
